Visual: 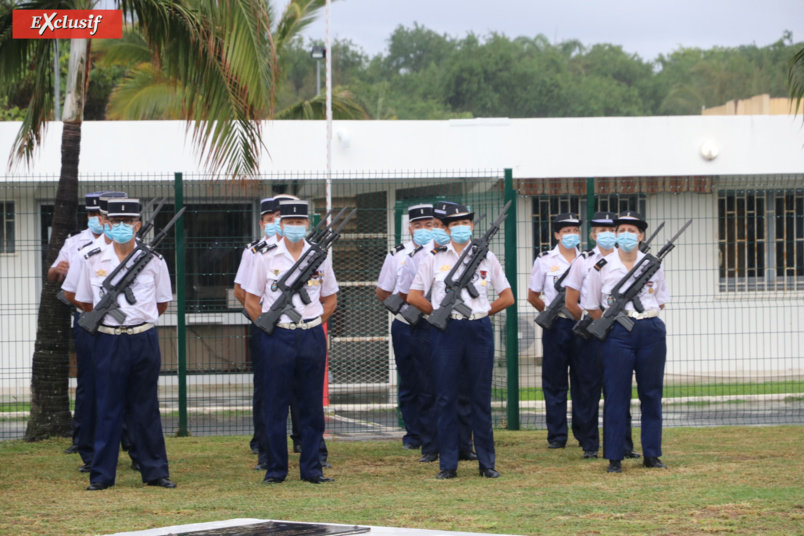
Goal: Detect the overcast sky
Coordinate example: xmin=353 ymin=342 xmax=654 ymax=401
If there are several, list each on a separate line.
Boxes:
xmin=286 ymin=0 xmax=804 ymax=61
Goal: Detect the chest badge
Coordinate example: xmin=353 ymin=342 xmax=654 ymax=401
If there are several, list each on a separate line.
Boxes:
xmin=96 ymin=269 xmax=107 ymax=277
xmin=273 ymin=269 xmax=281 ymax=276
xmin=550 ymin=265 xmax=560 ymax=272
xmin=647 ymin=281 xmax=654 ymax=294
xmin=440 ymin=265 xmax=451 ymax=272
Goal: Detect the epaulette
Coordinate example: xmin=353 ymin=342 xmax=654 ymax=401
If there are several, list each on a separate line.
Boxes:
xmin=67 ymin=230 xmax=81 ymax=238
xmin=409 ymin=245 xmax=423 ymax=257
xmin=260 ymin=243 xmax=277 ymax=255
xmin=431 ymin=246 xmax=447 ymax=255
xmin=83 ymin=247 xmax=101 ymax=260
xmin=154 ymin=251 xmax=163 ymax=260
xmin=391 ymin=243 xmax=405 ymax=255
xmin=580 ymin=249 xmax=595 ymax=259
xmin=77 ymin=240 xmax=93 ymax=251
xmin=247 ymin=238 xmax=261 ymax=249
xmin=537 ymin=250 xmax=550 ymax=258
xmin=594 ymin=259 xmax=607 ymax=271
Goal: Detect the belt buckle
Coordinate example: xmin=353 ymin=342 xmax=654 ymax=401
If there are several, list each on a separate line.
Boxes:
xmin=114 ymin=326 xmax=125 ymax=335
xmin=298 ymin=319 xmax=308 ymax=330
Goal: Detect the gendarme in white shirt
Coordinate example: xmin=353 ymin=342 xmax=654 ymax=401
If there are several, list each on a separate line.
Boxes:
xmin=581 ymin=249 xmax=669 ymax=313
xmin=528 ymin=245 xmax=580 ymax=308
xmin=377 ymin=241 xmax=416 ymax=295
xmin=410 ymin=242 xmax=509 ymax=315
xmin=74 ymin=244 xmax=173 ymax=326
xmin=244 ymin=238 xmax=339 ymax=323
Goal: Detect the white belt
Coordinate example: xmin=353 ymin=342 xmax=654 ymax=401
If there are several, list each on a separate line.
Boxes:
xmin=557 ymin=312 xmax=570 ymax=320
xmin=394 ymin=314 xmax=409 ymax=325
xmin=276 ymin=317 xmax=322 ymax=330
xmin=624 ymin=310 xmax=659 ymax=320
xmin=98 ymin=323 xmax=154 ymax=335
xmin=450 ymin=312 xmax=488 ymax=321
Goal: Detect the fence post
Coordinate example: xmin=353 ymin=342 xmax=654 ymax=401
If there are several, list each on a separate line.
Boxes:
xmin=586 ymin=177 xmax=595 ymax=248
xmin=174 ymin=172 xmax=188 ymax=437
xmin=503 ymin=168 xmax=520 ymax=430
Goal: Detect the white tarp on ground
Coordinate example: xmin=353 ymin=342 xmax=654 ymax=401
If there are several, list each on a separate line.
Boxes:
xmin=106 ymin=519 xmax=523 ymax=536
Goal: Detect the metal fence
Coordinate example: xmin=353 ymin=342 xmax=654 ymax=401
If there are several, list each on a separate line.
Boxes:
xmin=1 ymin=170 xmax=802 ymax=441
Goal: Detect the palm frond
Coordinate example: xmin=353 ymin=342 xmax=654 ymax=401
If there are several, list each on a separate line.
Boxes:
xmin=93 ymin=29 xmax=151 ymax=67
xmin=274 ymin=87 xmax=370 ymax=120
xmin=274 ymin=0 xmax=327 ymax=53
xmin=788 ymin=46 xmax=804 ymax=116
xmin=105 ymin=63 xmax=186 ymax=119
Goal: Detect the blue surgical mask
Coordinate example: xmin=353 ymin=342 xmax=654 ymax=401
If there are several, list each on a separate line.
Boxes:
xmin=596 ymin=231 xmax=616 ymax=250
xmin=432 ymin=228 xmax=451 ymax=246
xmin=103 ymin=222 xmax=113 ymax=240
xmin=617 ymin=232 xmax=639 ymax=253
xmin=110 ymin=223 xmax=135 ymax=244
xmin=412 ymin=228 xmax=433 ymax=246
xmin=87 ymin=215 xmax=103 ymax=235
xmin=450 ymin=225 xmax=472 ymax=244
xmin=275 ymin=222 xmax=284 ymax=237
xmin=560 ymin=233 xmax=581 ymax=249
xmin=283 ymin=224 xmax=306 ymax=243
xmin=263 ymin=222 xmax=276 ymax=238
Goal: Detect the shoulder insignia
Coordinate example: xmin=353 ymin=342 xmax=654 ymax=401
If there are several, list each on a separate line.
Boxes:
xmin=154 ymin=251 xmax=163 ymax=260
xmin=431 ymin=246 xmax=447 ymax=255
xmin=77 ymin=240 xmax=93 ymax=251
xmin=537 ymin=250 xmax=550 ymax=258
xmin=83 ymin=247 xmax=102 ymax=260
xmin=260 ymin=243 xmax=278 ymax=255
xmin=410 ymin=245 xmax=423 ymax=257
xmin=247 ymin=238 xmax=261 ymax=249
xmin=393 ymin=243 xmax=405 ymax=254
xmin=594 ymin=259 xmax=607 ymax=271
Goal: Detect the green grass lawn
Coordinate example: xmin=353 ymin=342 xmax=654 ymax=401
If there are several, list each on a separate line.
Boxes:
xmin=0 ymin=427 xmax=802 ymax=535
xmin=503 ymin=381 xmax=804 ymax=402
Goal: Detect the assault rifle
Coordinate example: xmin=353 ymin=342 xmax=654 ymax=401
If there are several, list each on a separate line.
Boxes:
xmin=254 ymin=208 xmax=357 ymax=334
xmin=573 ymin=221 xmax=666 ymax=340
xmin=136 ymin=197 xmax=167 ymax=239
xmin=583 ymin=220 xmax=692 ymax=342
xmin=534 ymin=261 xmax=577 ymax=331
xmin=426 ymin=201 xmax=511 ymax=331
xmin=78 ymin=208 xmax=186 ymax=334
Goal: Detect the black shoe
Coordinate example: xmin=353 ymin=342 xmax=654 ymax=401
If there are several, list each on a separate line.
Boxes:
xmin=78 ymin=462 xmax=91 ymax=473
xmin=458 ymin=451 xmax=478 ymax=461
xmin=64 ymin=444 xmax=79 ymax=454
xmin=479 ymin=468 xmax=500 ymax=478
xmin=130 ymin=461 xmax=141 ymax=471
xmin=262 ymin=476 xmax=284 ymax=484
xmin=419 ymin=453 xmax=438 ymax=463
xmin=320 ymin=460 xmax=332 ymax=469
xmin=607 ymin=461 xmax=622 ymax=473
xmin=624 ymin=449 xmax=642 ymax=459
xmin=292 ymin=444 xmax=302 ymax=454
xmin=87 ymin=482 xmax=111 ymax=491
xmin=583 ymin=451 xmax=598 ymax=459
xmin=403 ymin=443 xmax=420 ymax=450
xmin=643 ymin=457 xmax=667 ymax=469
xmin=302 ymin=475 xmax=335 ymax=484
xmin=254 ymin=463 xmax=268 ymax=470
xmin=251 ymin=446 xmax=259 ymax=455
xmin=436 ymin=469 xmax=457 ymax=480
xmin=548 ymin=441 xmax=566 ymax=449
xmin=146 ymin=477 xmax=177 ymax=488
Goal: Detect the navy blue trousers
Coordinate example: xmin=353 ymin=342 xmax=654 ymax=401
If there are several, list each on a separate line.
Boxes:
xmin=601 ymin=318 xmax=666 ymax=461
xmin=257 ymin=325 xmax=327 ymax=481
xmin=391 ymin=319 xmax=421 ymax=447
xmin=91 ymin=329 xmax=169 ymax=486
xmin=73 ymin=313 xmax=96 ymax=465
xmin=290 ymin=393 xmax=329 ymax=461
xmin=541 ymin=317 xmax=584 ymax=445
xmin=574 ymin=336 xmax=604 ymax=452
xmin=249 ymin=324 xmax=270 ymax=465
xmin=431 ymin=317 xmax=495 ymax=472
xmin=411 ymin=320 xmax=474 ymax=456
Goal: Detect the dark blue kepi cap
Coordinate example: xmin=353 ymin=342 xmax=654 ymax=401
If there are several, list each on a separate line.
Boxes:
xmin=615 ymin=210 xmax=648 ymax=231
xmin=408 ymin=204 xmax=434 ymax=222
xmin=433 ymin=201 xmax=457 ymax=222
xmin=443 ymin=204 xmax=474 ymax=224
xmin=85 ymin=192 xmax=104 ymax=211
xmin=98 ymin=192 xmax=127 ymax=214
xmin=260 ymin=198 xmax=275 ymax=215
xmin=279 ymin=200 xmax=309 ymax=219
xmin=107 ymin=198 xmax=141 ymax=218
xmin=590 ymin=211 xmax=617 ymax=227
xmin=553 ymin=212 xmax=581 ymax=231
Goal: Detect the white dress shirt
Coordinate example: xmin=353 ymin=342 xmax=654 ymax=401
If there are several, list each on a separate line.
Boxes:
xmin=377 ymin=241 xmax=416 ymax=294
xmin=581 ymin=250 xmax=669 ymax=313
xmin=528 ymin=245 xmax=580 ymax=307
xmin=245 ymin=239 xmax=339 ymax=323
xmin=410 ymin=242 xmax=509 ymax=315
xmin=62 ymin=235 xmax=111 ymax=294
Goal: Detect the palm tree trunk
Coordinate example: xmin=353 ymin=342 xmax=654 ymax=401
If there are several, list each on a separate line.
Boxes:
xmin=25 ymin=39 xmax=89 ymax=441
